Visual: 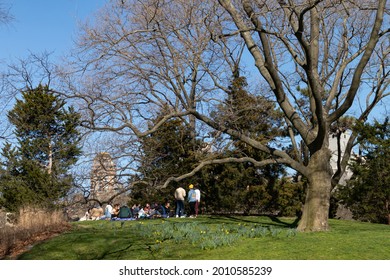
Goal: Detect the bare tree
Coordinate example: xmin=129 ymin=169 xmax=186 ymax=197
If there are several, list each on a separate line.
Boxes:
xmin=60 ymin=0 xmax=389 ymax=231
xmin=0 ymin=2 xmax=14 ymax=140
xmin=58 ymin=0 xmax=225 ymax=198
xmin=217 ymin=0 xmax=389 ymax=231
xmin=0 ymin=2 xmax=12 ymax=25
xmin=0 ymin=52 xmax=58 ymax=141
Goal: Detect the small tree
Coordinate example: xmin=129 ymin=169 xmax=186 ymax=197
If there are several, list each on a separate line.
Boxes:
xmin=0 ymin=85 xmax=82 ymax=211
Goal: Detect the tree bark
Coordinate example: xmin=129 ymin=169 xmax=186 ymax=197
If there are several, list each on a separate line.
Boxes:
xmin=298 ymin=148 xmax=333 ymax=232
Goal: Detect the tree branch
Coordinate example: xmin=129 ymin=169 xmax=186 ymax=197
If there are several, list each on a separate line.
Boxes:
xmin=161 ymin=156 xmax=292 ymax=189
xmin=328 ymin=0 xmax=387 ymax=123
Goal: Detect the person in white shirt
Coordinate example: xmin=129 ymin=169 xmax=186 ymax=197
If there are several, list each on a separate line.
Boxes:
xmin=104 ymin=203 xmax=113 ymax=220
xmin=194 ymin=186 xmax=201 ymax=217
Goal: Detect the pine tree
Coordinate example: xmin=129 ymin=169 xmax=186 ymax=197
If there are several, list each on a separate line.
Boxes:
xmin=0 ymin=85 xmax=82 ymax=211
xmin=200 ymin=76 xmax=304 ymax=215
xmin=134 ymin=105 xmax=203 ymax=203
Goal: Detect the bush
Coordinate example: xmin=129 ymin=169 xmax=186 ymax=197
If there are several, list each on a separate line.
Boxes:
xmin=0 ymin=206 xmax=70 ymax=259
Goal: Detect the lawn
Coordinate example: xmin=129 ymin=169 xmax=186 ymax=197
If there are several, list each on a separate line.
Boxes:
xmin=17 ymin=216 xmax=390 ymax=260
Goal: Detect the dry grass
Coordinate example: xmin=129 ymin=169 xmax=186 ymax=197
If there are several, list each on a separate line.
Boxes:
xmin=0 ymin=207 xmax=71 ymax=259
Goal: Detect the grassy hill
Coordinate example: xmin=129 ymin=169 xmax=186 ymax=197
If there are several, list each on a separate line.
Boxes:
xmin=16 ymin=216 xmax=390 ymax=260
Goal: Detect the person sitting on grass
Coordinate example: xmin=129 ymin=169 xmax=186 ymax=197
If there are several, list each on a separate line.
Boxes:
xmin=89 ymin=206 xmax=104 ymax=220
xmin=112 ymin=204 xmax=120 ymax=218
xmin=131 ymin=204 xmax=141 ymax=218
xmin=138 ymin=203 xmax=151 ymax=219
xmin=161 ymin=200 xmax=171 ymax=218
xmin=147 ymin=203 xmax=160 ymax=217
xmin=101 ymin=202 xmax=113 ymax=220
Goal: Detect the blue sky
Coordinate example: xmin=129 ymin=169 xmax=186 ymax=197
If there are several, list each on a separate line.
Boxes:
xmin=0 ymin=0 xmax=107 ymax=63
xmin=0 ymin=0 xmax=387 ymax=123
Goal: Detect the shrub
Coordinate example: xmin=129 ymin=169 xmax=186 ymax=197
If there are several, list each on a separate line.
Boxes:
xmin=0 ymin=206 xmax=70 ymax=259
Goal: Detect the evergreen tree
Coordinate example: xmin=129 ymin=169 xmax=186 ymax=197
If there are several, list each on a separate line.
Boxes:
xmin=134 ymin=105 xmax=204 ymax=204
xmin=214 ymin=76 xmax=283 ymax=144
xmin=199 ymin=76 xmax=304 ymax=215
xmin=337 ymin=118 xmax=390 ymax=224
xmin=0 ymin=85 xmax=82 ymax=211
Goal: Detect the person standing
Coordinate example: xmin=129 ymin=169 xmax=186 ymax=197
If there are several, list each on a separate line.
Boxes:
xmin=187 ymin=184 xmax=197 ymax=218
xmin=174 ymin=185 xmax=186 ymax=218
xmin=194 ymin=186 xmax=201 ymax=218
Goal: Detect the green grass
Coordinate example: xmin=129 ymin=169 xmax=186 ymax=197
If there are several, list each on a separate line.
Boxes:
xmin=17 ymin=216 xmax=390 ymax=260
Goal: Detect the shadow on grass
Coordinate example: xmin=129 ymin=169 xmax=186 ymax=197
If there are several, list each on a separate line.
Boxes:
xmin=98 ymin=243 xmax=134 ymax=259
xmin=206 ymin=215 xmax=300 ymax=228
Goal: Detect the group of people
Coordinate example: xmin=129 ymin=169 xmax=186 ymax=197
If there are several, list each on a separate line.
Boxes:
xmin=103 ymin=203 xmax=120 ymax=219
xmin=80 ymin=183 xmax=201 ymax=221
xmin=137 ymin=201 xmax=172 ymax=219
xmin=174 ymin=183 xmax=201 ymax=218
xmin=100 ymin=202 xmax=172 ymax=220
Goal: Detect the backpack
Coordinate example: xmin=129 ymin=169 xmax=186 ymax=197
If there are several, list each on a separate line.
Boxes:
xmin=118 ymin=205 xmax=132 ymax=218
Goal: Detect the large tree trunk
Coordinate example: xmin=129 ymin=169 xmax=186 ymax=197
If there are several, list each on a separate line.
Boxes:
xmin=298 ymin=148 xmax=333 ymax=232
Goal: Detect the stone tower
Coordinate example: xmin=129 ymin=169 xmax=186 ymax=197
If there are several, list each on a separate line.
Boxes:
xmin=329 ymin=130 xmax=354 ymax=185
xmin=90 ymin=152 xmax=117 ymax=201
